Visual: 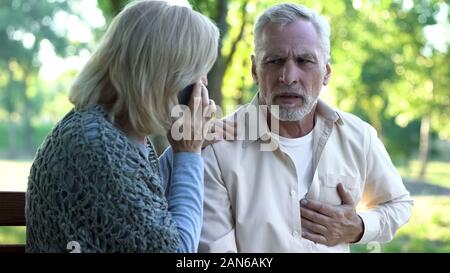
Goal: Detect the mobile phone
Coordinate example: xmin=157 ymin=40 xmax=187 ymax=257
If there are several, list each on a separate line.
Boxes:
xmin=177 ymin=84 xmax=194 ymax=106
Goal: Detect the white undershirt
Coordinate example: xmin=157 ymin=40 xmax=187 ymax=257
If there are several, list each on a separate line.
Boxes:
xmin=277 ymin=130 xmax=314 ymax=200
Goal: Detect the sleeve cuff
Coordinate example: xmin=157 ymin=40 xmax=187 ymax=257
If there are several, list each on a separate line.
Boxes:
xmin=172 ymin=151 xmax=204 ymax=188
xmin=173 ymin=151 xmax=202 ymax=160
xmin=355 ymin=211 xmax=380 ymax=244
xmin=173 ymin=151 xmax=203 ymax=167
xmin=199 ymin=229 xmax=237 ymax=253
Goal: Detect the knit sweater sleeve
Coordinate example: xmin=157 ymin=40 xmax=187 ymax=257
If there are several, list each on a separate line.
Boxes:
xmin=159 ymin=147 xmax=204 ymax=253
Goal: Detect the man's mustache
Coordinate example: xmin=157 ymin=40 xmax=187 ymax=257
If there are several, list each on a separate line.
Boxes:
xmin=270 ymin=88 xmax=307 ymax=100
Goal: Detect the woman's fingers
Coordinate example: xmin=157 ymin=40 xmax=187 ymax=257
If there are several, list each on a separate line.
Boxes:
xmin=188 ymin=81 xmax=203 ymax=110
xmin=204 ymin=99 xmax=216 ymax=121
xmin=180 ymin=79 xmax=219 ymax=142
xmin=170 ymin=80 xmax=214 ymax=153
xmin=201 ymin=84 xmax=210 ymax=108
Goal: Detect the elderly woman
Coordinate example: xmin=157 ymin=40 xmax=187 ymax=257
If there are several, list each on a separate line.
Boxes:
xmin=26 ymin=0 xmax=219 ymax=253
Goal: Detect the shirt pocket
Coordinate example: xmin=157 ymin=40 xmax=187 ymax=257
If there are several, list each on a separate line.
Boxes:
xmin=318 ymin=173 xmax=360 ymax=206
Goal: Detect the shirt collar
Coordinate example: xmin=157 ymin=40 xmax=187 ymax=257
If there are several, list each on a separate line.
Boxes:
xmin=239 ymin=92 xmax=344 ymax=148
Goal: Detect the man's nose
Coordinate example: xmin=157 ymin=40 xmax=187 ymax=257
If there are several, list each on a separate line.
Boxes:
xmin=279 ymin=61 xmax=300 ymax=85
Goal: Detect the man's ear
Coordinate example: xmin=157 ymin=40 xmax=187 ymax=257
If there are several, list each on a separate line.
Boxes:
xmin=251 ymin=55 xmax=258 ymax=85
xmin=323 ymin=62 xmax=332 ymax=86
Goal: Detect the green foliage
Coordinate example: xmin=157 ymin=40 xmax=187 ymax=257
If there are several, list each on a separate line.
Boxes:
xmin=0 ymin=0 xmax=448 ymax=159
xmin=0 ymin=227 xmax=26 ymax=244
xmin=0 ymin=123 xmax=53 ymax=155
xmin=382 ymin=118 xmax=420 ymax=164
xmin=351 ymin=196 xmax=450 ymax=253
xmin=0 ymin=0 xmax=73 ymax=68
xmin=97 ymin=0 xmax=130 ymax=20
xmin=0 ymin=123 xmax=12 ymax=148
xmin=203 ymin=0 xmax=449 ymax=159
xmin=190 ymin=0 xmax=223 ymax=21
xmin=384 ymin=1 xmax=450 ymax=139
xmin=398 ymin=160 xmax=450 ymax=188
xmin=0 ymin=0 xmax=84 ymax=153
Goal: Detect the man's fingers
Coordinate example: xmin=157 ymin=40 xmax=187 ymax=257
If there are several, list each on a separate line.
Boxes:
xmin=337 ymin=183 xmax=354 ymax=206
xmin=301 ymin=230 xmax=327 ymax=245
xmin=300 ymin=206 xmax=330 ymax=227
xmin=301 ymin=217 xmax=328 ymax=235
xmin=300 ymin=199 xmax=335 ymax=218
xmin=208 ymin=120 xmax=237 ymax=141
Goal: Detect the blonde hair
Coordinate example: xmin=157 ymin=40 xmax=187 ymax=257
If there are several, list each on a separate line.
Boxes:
xmin=254 ymin=3 xmax=331 ymax=62
xmin=69 ymin=0 xmax=219 ymax=135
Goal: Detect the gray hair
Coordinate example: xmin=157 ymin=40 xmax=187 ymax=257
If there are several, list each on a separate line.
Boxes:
xmin=254 ymin=3 xmax=331 ymax=61
xmin=69 ymin=0 xmax=219 ymax=135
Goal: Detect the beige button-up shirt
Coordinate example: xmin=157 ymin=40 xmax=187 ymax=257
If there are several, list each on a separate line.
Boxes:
xmin=199 ymin=95 xmax=413 ymax=253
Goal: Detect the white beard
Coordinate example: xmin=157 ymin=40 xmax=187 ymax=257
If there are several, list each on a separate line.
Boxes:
xmin=268 ymin=93 xmax=318 ymax=121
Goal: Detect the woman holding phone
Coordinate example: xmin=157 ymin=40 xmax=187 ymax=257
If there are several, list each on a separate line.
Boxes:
xmin=26 ymin=0 xmax=218 ymax=253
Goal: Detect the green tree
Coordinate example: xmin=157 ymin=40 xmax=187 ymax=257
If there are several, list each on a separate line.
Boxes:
xmin=97 ymin=0 xmax=449 ymax=173
xmin=190 ymin=0 xmax=251 ymax=108
xmin=96 ymin=0 xmax=252 ymax=153
xmin=97 ymin=0 xmax=127 ymax=17
xmin=385 ymin=0 xmax=449 ymax=179
xmin=319 ymin=0 xmax=449 ymax=175
xmin=0 ymin=0 xmax=73 ymax=155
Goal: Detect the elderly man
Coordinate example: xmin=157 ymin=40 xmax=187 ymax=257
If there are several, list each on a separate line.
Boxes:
xmin=199 ymin=3 xmax=413 ymax=252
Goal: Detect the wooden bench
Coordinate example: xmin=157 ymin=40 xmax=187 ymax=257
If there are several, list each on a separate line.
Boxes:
xmin=0 ymin=192 xmax=26 ymax=253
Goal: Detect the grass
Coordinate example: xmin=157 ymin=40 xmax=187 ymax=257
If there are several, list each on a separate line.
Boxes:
xmin=0 ymin=159 xmax=30 ymax=245
xmin=351 ymin=196 xmax=450 ymax=253
xmin=397 ymin=160 xmax=450 ymax=188
xmin=1 ymin=159 xmax=450 ymax=252
xmin=0 ymin=227 xmax=26 ymax=244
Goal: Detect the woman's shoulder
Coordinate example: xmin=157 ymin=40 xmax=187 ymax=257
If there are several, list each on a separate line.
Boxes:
xmin=41 ymin=105 xmax=150 ymax=176
xmin=59 ymin=105 xmax=108 ymax=132
xmin=52 ymin=106 xmax=123 ymax=154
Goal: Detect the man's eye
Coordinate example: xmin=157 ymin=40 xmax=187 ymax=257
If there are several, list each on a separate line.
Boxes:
xmin=297 ymin=58 xmax=309 ymax=64
xmin=267 ymin=59 xmax=281 ymax=64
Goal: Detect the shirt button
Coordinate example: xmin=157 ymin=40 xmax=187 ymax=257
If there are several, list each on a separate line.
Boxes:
xmin=290 ymin=190 xmax=296 ymax=197
xmin=293 ymin=231 xmax=299 ymax=237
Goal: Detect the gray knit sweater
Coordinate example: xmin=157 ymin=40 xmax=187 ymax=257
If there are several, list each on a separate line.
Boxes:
xmin=26 ymin=106 xmax=180 ymax=252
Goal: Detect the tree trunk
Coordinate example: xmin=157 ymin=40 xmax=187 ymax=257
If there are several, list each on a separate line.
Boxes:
xmin=417 ymin=114 xmax=431 ymax=181
xmin=5 ymin=69 xmax=19 ymax=158
xmin=208 ymin=0 xmax=248 ymax=108
xmin=7 ymin=114 xmax=18 ymax=159
xmin=208 ymin=59 xmax=226 ymax=108
xmin=207 ymin=0 xmax=228 ymax=107
xmin=19 ymin=74 xmax=35 ymax=156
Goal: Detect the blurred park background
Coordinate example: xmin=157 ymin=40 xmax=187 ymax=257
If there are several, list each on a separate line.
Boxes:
xmin=0 ymin=0 xmax=449 ymax=252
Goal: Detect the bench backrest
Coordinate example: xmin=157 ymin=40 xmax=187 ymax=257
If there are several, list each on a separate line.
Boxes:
xmin=0 ymin=192 xmax=26 ymax=253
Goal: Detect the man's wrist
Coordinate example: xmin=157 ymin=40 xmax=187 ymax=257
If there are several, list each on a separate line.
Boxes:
xmin=351 ymin=215 xmax=365 ymax=243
